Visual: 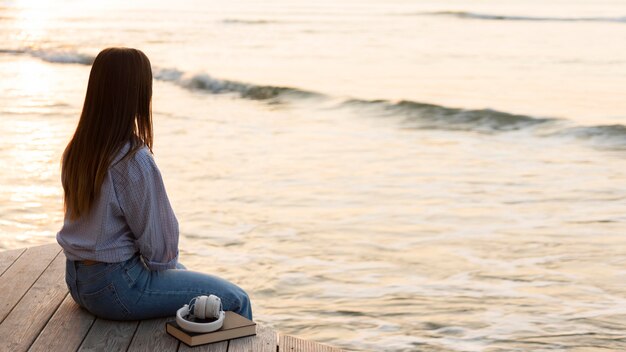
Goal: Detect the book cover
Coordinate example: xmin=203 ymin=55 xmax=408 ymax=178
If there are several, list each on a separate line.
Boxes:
xmin=166 ymin=311 xmax=256 ymax=347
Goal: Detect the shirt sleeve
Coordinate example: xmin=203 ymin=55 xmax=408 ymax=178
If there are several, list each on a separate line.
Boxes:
xmin=112 ymin=147 xmax=179 ymax=271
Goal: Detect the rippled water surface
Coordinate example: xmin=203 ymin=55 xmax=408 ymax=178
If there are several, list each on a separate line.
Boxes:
xmin=1 ymin=1 xmax=625 ymax=351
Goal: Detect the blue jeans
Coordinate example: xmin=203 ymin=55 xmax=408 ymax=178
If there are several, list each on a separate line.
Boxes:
xmin=65 ymin=253 xmax=252 ymax=321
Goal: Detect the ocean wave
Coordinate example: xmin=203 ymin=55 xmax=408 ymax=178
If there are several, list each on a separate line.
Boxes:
xmin=0 ymin=48 xmax=94 ymax=65
xmin=0 ymin=48 xmax=319 ymax=101
xmin=31 ymin=50 xmax=94 ymax=65
xmin=342 ymin=99 xmax=626 ymax=147
xmin=549 ymin=124 xmax=626 ymax=147
xmin=418 ymin=11 xmax=626 ymax=23
xmin=154 ymin=68 xmax=322 ymax=100
xmin=2 ymin=46 xmax=626 ymax=148
xmin=341 ymin=99 xmax=555 ymax=132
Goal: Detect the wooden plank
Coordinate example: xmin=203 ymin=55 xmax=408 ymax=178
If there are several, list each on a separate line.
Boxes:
xmin=0 ymin=252 xmax=67 ymax=352
xmin=29 ymin=294 xmax=96 ymax=352
xmin=0 ymin=247 xmax=26 ymax=277
xmin=0 ymin=245 xmax=345 ymax=352
xmin=177 ymin=340 xmax=228 ymax=352
xmin=227 ymin=325 xmax=277 ymax=352
xmin=78 ymin=319 xmax=139 ymax=352
xmin=0 ymin=243 xmax=61 ymax=323
xmin=280 ymin=334 xmax=344 ymax=352
xmin=126 ymin=317 xmax=179 ymax=352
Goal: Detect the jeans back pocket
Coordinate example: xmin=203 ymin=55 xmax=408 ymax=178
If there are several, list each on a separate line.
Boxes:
xmin=80 ymin=283 xmax=131 ymax=320
xmin=76 ymin=262 xmax=123 ymax=286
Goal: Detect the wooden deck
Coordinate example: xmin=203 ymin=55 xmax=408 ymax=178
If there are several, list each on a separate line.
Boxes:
xmin=0 ymin=244 xmax=343 ymax=352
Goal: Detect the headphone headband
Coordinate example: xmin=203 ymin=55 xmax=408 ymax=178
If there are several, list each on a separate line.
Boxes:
xmin=176 ymin=295 xmax=225 ymax=333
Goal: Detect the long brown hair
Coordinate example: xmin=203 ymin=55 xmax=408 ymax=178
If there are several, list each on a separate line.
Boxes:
xmin=62 ymin=47 xmax=153 ymax=220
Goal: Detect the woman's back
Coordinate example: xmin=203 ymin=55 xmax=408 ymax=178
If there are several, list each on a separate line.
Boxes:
xmin=57 ymin=142 xmax=179 ymax=270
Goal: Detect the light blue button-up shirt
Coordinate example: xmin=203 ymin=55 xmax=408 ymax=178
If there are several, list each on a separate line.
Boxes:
xmin=57 ymin=142 xmax=179 ymax=270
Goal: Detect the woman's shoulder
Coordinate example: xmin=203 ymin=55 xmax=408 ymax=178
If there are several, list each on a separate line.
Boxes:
xmin=129 ymin=145 xmax=154 ymax=164
xmin=112 ymin=141 xmax=153 ymax=164
xmin=110 ymin=143 xmax=158 ymax=183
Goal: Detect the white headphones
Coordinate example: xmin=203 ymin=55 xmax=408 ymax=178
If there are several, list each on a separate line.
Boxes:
xmin=176 ymin=295 xmax=226 ymax=333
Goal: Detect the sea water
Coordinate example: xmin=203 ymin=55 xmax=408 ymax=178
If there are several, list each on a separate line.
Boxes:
xmin=0 ymin=0 xmax=625 ymax=350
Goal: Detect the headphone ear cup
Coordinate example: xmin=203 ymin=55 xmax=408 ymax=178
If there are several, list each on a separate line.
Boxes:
xmin=207 ymin=295 xmax=221 ymax=318
xmin=195 ymin=296 xmax=208 ymax=319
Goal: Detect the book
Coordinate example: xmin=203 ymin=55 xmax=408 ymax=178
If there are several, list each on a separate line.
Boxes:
xmin=166 ymin=311 xmax=256 ymax=347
